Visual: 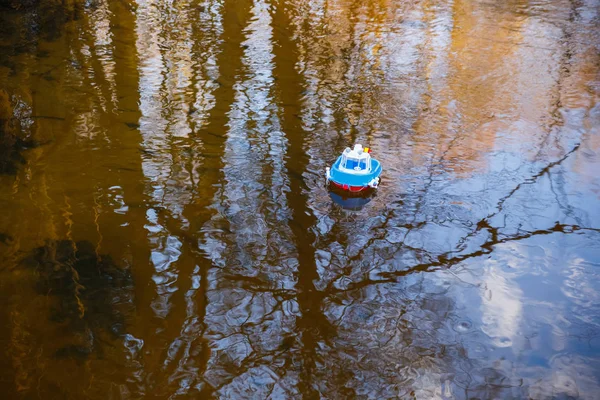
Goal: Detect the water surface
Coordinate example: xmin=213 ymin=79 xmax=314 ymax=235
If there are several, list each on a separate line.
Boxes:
xmin=0 ymin=0 xmax=599 ymax=398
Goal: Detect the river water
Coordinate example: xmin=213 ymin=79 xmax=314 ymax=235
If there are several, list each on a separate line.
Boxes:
xmin=0 ymin=0 xmax=599 ymax=398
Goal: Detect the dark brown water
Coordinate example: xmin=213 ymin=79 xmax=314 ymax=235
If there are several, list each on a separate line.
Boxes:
xmin=1 ymin=0 xmax=599 ymax=398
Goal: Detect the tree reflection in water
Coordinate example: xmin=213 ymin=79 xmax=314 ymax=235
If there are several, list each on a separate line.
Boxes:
xmin=0 ymin=0 xmax=599 ymax=398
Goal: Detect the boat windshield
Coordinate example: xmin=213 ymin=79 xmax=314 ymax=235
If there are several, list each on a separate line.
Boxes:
xmin=342 ymin=154 xmax=370 ymax=171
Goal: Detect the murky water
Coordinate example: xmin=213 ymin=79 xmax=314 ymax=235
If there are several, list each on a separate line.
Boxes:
xmin=0 ymin=0 xmax=599 ymax=398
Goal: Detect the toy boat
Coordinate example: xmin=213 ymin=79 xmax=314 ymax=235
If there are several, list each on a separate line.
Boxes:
xmin=326 ymin=144 xmax=382 ymax=192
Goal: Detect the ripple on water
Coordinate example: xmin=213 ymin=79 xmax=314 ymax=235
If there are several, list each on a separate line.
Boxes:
xmin=492 ymin=336 xmax=513 ymax=348
xmin=472 ymin=342 xmax=488 ymax=355
xmin=124 ymin=334 xmax=144 ymax=358
xmin=452 ymin=319 xmax=473 ymax=333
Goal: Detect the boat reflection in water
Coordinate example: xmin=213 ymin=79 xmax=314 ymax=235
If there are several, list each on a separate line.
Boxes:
xmin=328 ymin=183 xmax=376 ymax=211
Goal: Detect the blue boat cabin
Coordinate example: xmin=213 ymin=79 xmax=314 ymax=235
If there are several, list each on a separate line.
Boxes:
xmin=340 ymin=145 xmax=372 ymax=173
